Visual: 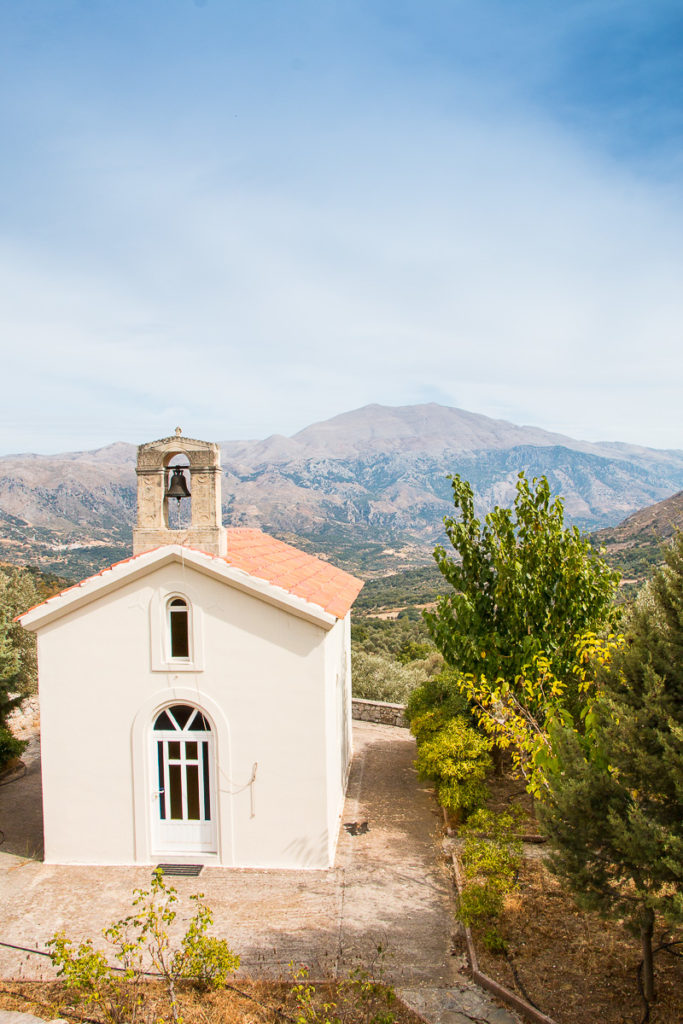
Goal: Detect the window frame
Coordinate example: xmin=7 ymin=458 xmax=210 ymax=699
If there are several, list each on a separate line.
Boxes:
xmin=167 ymin=597 xmax=190 ymax=661
xmin=153 ymin=703 xmax=213 ymax=825
xmin=150 ymin=586 xmax=204 ymax=672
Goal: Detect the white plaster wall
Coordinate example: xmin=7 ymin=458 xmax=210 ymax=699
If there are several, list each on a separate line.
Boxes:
xmin=35 ymin=562 xmax=336 ymax=868
xmin=321 ymin=616 xmax=349 ymax=864
xmin=343 ymin=613 xmax=353 ymax=778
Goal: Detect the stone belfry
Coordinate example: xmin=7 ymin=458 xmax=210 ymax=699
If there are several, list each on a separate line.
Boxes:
xmin=132 ymin=428 xmax=227 ymax=557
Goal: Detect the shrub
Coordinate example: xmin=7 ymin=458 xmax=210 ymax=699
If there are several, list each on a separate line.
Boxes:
xmin=288 ymin=951 xmax=397 ymax=1024
xmin=463 ymin=806 xmax=525 ymax=843
xmin=173 ymin=902 xmax=240 ymax=989
xmin=410 ymin=709 xmax=449 ymax=743
xmin=482 ymin=927 xmax=509 ymax=954
xmin=406 ymin=668 xmax=474 ymax=725
xmin=0 ymin=725 xmax=27 ymax=768
xmin=47 ymin=934 xmax=137 ymax=1024
xmin=457 ymin=881 xmax=504 ymax=927
xmin=48 ymin=869 xmax=239 ymax=1024
xmin=413 ymin=715 xmax=492 ymax=813
xmin=455 ymin=808 xmax=523 ymax=952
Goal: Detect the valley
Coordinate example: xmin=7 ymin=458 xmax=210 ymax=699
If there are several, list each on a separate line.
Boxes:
xmin=1 ymin=403 xmax=681 ymax=581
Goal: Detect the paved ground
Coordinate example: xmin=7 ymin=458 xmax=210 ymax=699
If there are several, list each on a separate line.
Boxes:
xmin=0 ymin=735 xmax=43 ymax=862
xmin=0 ymin=722 xmax=517 ymax=1024
xmin=0 ymin=1014 xmax=67 ymax=1024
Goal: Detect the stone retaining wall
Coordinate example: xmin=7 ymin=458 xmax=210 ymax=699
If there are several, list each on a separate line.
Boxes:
xmin=7 ymin=695 xmax=40 ymax=740
xmin=352 ymin=697 xmax=408 ymax=729
xmin=11 ymin=695 xmax=411 ymax=735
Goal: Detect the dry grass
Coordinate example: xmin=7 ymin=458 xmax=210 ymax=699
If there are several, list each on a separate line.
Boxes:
xmin=464 ymin=774 xmax=683 ymax=1024
xmin=0 ymin=977 xmax=425 ymax=1024
xmin=474 ymin=859 xmax=683 ymax=1024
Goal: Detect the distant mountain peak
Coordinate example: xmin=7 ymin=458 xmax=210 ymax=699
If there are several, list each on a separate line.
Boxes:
xmin=1 ymin=402 xmax=682 ymax=579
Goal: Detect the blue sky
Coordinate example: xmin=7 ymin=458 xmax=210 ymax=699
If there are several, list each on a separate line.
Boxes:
xmin=1 ymin=0 xmax=682 ymax=453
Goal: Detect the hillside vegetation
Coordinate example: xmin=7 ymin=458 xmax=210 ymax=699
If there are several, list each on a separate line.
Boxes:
xmin=592 ymin=489 xmax=683 ymax=585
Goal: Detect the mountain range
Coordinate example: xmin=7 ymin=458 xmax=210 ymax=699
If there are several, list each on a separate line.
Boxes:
xmin=1 ymin=403 xmax=682 ymax=578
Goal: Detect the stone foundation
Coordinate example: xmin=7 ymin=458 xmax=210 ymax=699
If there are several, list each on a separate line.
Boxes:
xmin=352 ymin=697 xmax=408 ymax=729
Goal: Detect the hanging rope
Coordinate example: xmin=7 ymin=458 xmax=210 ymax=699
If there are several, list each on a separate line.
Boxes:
xmin=218 ymin=762 xmax=258 ymax=817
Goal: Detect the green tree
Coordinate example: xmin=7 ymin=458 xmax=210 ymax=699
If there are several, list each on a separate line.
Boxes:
xmin=539 ymin=533 xmax=683 ymax=1006
xmin=425 ymin=472 xmax=619 ymax=709
xmin=0 ymin=604 xmax=25 ymax=767
xmin=0 ymin=603 xmax=22 ymax=733
xmin=0 ymin=567 xmax=43 ymax=767
xmin=455 ymin=634 xmax=624 ymax=797
xmin=0 ymin=567 xmax=41 ymax=694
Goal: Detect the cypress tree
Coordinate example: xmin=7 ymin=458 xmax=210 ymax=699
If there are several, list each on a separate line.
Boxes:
xmin=539 ymin=532 xmax=683 ymax=1004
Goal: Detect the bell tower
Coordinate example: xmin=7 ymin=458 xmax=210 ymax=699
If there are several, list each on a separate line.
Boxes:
xmin=132 ymin=428 xmax=227 ymax=557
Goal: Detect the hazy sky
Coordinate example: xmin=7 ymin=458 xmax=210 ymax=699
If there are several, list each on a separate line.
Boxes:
xmin=1 ymin=0 xmax=682 ymax=454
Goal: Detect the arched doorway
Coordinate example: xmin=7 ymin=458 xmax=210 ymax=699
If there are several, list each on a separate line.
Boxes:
xmin=151 ymin=704 xmax=217 ymax=856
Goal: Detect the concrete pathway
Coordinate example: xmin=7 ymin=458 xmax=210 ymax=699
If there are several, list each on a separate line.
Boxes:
xmin=0 ymin=722 xmax=517 ymax=1023
xmin=0 ymin=735 xmax=43 ymax=862
xmin=0 ymin=1014 xmax=66 ymax=1024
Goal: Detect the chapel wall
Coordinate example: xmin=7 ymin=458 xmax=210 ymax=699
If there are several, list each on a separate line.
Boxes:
xmin=321 ymin=614 xmax=352 ymax=865
xmin=36 ymin=564 xmax=333 ymax=868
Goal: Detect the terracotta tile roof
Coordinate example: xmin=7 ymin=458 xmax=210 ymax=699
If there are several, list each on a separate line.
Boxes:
xmin=225 ymin=528 xmax=363 ymax=618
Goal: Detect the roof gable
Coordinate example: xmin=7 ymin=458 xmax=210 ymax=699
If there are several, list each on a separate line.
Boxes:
xmin=18 ymin=532 xmax=363 ymax=632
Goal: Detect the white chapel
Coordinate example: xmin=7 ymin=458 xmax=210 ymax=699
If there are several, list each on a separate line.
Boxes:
xmin=19 ymin=431 xmax=363 ymax=869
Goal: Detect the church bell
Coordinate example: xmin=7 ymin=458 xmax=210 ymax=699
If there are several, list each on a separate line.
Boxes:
xmin=166 ymin=466 xmax=191 ymax=502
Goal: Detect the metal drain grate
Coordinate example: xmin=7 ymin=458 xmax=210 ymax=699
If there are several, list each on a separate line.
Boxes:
xmin=156 ymin=863 xmax=204 ymax=877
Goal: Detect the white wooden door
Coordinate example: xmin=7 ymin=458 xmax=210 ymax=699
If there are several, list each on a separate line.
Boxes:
xmin=151 ymin=705 xmax=217 ymax=855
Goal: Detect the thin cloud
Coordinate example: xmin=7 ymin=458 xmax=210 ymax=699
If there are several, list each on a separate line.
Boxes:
xmin=0 ymin=2 xmax=681 ymax=453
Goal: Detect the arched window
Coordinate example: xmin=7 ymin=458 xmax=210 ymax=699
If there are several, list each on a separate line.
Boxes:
xmin=151 ymin=591 xmax=202 ymax=672
xmin=168 ymin=598 xmax=189 ymax=659
xmin=153 ymin=704 xmax=212 ymax=824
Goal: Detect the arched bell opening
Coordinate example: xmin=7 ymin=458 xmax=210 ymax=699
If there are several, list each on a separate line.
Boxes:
xmin=133 ymin=431 xmax=227 ymax=557
xmin=163 ymin=453 xmax=192 ymax=530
